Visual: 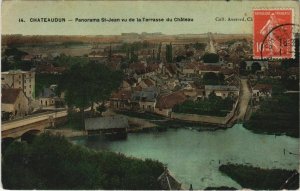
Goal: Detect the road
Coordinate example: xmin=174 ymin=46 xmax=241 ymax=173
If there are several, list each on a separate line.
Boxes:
xmin=2 ymin=110 xmax=67 ymax=131
xmin=236 ymin=79 xmax=251 ymax=120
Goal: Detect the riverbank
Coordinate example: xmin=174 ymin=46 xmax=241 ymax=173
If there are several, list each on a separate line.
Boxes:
xmin=219 ymin=163 xmax=299 ymax=190
xmin=45 ymin=128 xmax=87 ymax=138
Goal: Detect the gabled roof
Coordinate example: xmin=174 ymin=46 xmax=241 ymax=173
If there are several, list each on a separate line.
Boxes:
xmin=2 ymin=88 xmax=22 ymax=104
xmin=85 ymin=115 xmax=129 ymax=130
xmin=142 ymin=79 xmax=155 ymax=87
xmin=156 ymin=91 xmax=187 ymax=109
xmin=111 ymin=90 xmax=132 ymax=100
xmin=253 ymin=84 xmax=272 ymax=91
xmin=205 ymin=85 xmax=239 ymax=91
xmin=198 ymin=65 xmax=221 ymax=71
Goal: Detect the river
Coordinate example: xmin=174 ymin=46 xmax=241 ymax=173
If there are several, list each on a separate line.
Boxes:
xmin=70 ymin=124 xmax=299 ymax=189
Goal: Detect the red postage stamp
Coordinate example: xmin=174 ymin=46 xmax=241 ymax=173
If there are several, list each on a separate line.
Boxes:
xmin=253 ymin=9 xmax=294 ymax=59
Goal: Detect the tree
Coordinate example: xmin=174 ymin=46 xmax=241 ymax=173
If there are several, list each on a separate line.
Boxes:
xmin=58 ymin=61 xmax=123 ymax=128
xmin=239 ymin=61 xmax=247 ymax=73
xmin=202 ymin=53 xmax=219 ymax=63
xmin=157 ymin=43 xmax=162 ymax=61
xmin=166 ymin=43 xmax=173 ymax=63
xmin=203 ymin=72 xmax=224 ymax=85
xmin=251 ymin=62 xmax=261 ymax=73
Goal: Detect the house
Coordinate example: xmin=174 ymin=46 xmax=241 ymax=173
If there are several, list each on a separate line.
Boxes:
xmin=198 ymin=65 xmax=221 ymax=77
xmin=85 ymin=115 xmax=128 ymax=138
xmin=138 ymin=78 xmax=155 ymax=89
xmin=182 ymin=62 xmax=198 ymax=75
xmin=205 ymin=85 xmax=239 ymax=99
xmin=155 ymin=91 xmax=187 ymax=117
xmin=38 ymin=85 xmax=56 ymax=107
xmin=220 ymin=68 xmax=235 ymax=78
xmin=1 ymin=70 xmax=35 ymax=100
xmin=131 ymin=87 xmax=158 ymax=111
xmin=110 ymin=90 xmax=132 ymax=110
xmin=122 ymin=77 xmax=137 ymax=90
xmin=163 ymin=64 xmax=177 ymax=77
xmin=1 ymin=88 xmax=29 ymax=118
xmin=252 ymin=84 xmax=272 ymax=101
xmin=21 ymin=54 xmax=35 ymax=62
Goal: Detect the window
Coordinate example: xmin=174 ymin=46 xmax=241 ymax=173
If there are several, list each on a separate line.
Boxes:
xmin=19 ymin=81 xmax=21 ymax=85
xmin=24 ymin=86 xmax=26 ymax=89
xmin=29 ymin=85 xmax=31 ymax=88
xmin=1 ymin=77 xmax=4 ymax=80
xmin=19 ymin=75 xmax=21 ymax=79
xmin=18 ymin=103 xmax=21 ymax=109
xmin=24 ymin=80 xmax=26 ymax=83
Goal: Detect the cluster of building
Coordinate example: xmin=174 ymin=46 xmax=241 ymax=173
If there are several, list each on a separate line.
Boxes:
xmin=1 ymin=70 xmax=64 ymax=121
xmin=109 ymin=57 xmax=240 ymax=117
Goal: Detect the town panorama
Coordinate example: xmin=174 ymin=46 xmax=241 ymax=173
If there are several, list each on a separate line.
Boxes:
xmin=1 ymin=33 xmax=299 ymax=190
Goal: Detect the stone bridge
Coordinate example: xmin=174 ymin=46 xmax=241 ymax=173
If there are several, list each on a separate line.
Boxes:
xmin=2 ymin=110 xmax=67 ymax=143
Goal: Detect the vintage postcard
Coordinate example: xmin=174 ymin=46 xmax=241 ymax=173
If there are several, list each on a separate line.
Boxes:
xmin=1 ymin=0 xmax=299 ymax=190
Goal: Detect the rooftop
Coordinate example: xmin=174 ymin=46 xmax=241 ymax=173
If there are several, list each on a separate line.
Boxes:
xmin=85 ymin=115 xmax=129 ymax=131
xmin=2 ymin=88 xmax=22 ymax=104
xmin=205 ymin=85 xmax=239 ymax=91
xmin=156 ymin=91 xmax=187 ymax=109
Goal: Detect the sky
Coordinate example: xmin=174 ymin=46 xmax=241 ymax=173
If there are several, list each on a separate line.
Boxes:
xmin=2 ymin=0 xmax=299 ymax=35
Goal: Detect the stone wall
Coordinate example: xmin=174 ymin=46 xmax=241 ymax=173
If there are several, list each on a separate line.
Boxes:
xmin=170 ymin=96 xmax=239 ymax=125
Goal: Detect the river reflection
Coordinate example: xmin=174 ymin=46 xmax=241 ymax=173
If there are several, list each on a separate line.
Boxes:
xmin=71 ymin=124 xmax=299 ymax=189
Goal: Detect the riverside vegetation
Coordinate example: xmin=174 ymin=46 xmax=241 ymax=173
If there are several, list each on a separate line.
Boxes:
xmin=219 ymin=164 xmax=299 ymax=190
xmin=2 ymin=133 xmax=165 ymax=190
xmin=244 ymin=78 xmax=299 ymax=138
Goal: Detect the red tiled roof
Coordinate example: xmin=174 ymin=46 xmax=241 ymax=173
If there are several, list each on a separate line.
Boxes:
xmin=253 ymin=84 xmax=272 ymax=91
xmin=165 ymin=64 xmax=176 ymax=75
xmin=2 ymin=88 xmax=22 ymax=104
xmin=220 ymin=68 xmax=234 ymax=75
xmin=142 ymin=79 xmax=155 ymax=87
xmin=147 ymin=64 xmax=159 ymax=72
xmin=111 ymin=90 xmax=132 ymax=100
xmin=198 ymin=65 xmax=221 ymax=71
xmin=156 ymin=91 xmax=187 ymax=109
xmin=132 ymin=85 xmax=143 ymax=91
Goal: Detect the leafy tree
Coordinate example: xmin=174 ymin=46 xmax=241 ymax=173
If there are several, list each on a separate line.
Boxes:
xmin=166 ymin=43 xmax=173 ymax=63
xmin=202 ymin=53 xmax=219 ymax=63
xmin=58 ymin=61 xmax=123 ymax=128
xmin=157 ymin=42 xmax=162 ymax=61
xmin=203 ymin=72 xmax=224 ymax=85
xmin=251 ymin=62 xmax=261 ymax=73
xmin=239 ymin=61 xmax=247 ymax=73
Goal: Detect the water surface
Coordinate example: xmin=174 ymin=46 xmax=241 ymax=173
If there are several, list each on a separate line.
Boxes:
xmin=71 ymin=124 xmax=299 ymax=189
